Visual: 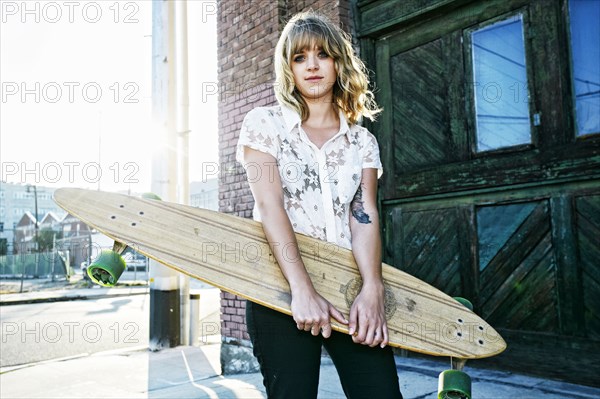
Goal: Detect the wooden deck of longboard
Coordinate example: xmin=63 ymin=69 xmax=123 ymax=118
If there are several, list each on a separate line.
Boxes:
xmin=54 ymin=188 xmax=506 ymax=359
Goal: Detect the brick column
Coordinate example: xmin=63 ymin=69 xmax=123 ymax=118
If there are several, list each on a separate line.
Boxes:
xmin=217 ymin=0 xmax=354 ymax=374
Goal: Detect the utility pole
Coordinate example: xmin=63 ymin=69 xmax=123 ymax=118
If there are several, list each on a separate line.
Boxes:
xmin=26 ymin=185 xmax=39 ymax=277
xmin=175 ymin=0 xmax=191 ymax=346
xmin=149 ymin=0 xmax=180 ymax=350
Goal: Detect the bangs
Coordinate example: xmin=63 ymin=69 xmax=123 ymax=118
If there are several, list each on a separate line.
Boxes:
xmin=286 ymin=19 xmax=338 ymax=60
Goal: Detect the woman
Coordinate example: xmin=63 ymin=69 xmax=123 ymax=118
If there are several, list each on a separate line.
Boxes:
xmin=236 ymin=11 xmax=402 ymax=399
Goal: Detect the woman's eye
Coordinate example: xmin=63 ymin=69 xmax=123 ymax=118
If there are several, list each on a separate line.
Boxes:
xmin=318 ymin=51 xmax=328 ymax=58
xmin=293 ymin=55 xmax=305 ymax=62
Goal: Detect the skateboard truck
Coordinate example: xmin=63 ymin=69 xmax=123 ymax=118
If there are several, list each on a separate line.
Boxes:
xmin=437 ymin=297 xmax=473 ymax=399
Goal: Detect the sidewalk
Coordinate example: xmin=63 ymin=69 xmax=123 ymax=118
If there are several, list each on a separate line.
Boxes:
xmin=1 ymin=283 xmax=599 ymax=398
xmin=1 ymin=344 xmax=599 ymax=399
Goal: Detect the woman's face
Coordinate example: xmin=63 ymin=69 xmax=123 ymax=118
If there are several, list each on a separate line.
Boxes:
xmin=290 ymin=44 xmax=337 ymax=102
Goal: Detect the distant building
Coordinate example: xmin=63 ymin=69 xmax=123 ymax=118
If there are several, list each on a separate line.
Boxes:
xmin=40 ymin=212 xmax=61 ymax=228
xmin=0 ymin=182 xmax=66 ymax=255
xmin=1 ymin=183 xmax=154 ymax=268
xmin=190 ymin=179 xmax=218 ymax=210
xmin=13 ymin=212 xmax=37 ymax=254
xmin=58 ymin=213 xmax=95 ymax=268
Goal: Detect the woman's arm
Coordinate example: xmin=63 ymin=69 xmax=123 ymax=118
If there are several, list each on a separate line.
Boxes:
xmin=348 ymin=167 xmax=388 ymax=348
xmin=241 ymin=146 xmax=347 ymax=337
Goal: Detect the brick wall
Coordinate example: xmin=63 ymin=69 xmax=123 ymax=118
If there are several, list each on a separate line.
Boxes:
xmin=217 ymin=0 xmax=353 ymax=346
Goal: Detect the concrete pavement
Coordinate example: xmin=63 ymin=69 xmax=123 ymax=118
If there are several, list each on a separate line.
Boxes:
xmin=1 ymin=283 xmax=600 ymax=398
xmin=2 ymin=344 xmax=599 ymax=398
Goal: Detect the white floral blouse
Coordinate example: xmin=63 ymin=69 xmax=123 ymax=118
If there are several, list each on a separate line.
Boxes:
xmin=236 ymin=104 xmax=383 ymax=249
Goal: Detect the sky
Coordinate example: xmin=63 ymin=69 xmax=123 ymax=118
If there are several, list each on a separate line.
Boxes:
xmin=0 ymin=0 xmax=218 ymax=194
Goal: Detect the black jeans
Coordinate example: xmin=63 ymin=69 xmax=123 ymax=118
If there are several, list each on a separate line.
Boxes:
xmin=246 ymin=301 xmax=403 ymax=399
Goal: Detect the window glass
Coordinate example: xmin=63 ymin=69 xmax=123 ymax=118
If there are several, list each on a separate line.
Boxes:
xmin=569 ymin=0 xmax=600 ymax=136
xmin=471 ymin=14 xmax=531 ymax=152
xmin=477 ymin=202 xmax=537 ymax=271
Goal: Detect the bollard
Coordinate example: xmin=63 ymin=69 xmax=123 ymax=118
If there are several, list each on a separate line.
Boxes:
xmin=189 ymin=292 xmax=200 ymax=346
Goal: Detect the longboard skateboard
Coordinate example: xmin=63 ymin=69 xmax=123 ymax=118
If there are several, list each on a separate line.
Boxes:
xmin=54 ymin=188 xmax=506 ymax=398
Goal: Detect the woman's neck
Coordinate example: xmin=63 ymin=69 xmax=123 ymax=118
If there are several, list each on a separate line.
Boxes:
xmin=303 ymin=98 xmax=338 ymax=129
xmin=300 ymin=98 xmax=341 ymax=149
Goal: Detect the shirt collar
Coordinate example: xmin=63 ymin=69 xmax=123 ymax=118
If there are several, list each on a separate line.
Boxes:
xmin=281 ymin=103 xmax=351 ymax=139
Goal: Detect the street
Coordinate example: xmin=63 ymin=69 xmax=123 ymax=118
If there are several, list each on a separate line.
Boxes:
xmin=1 ymin=296 xmax=149 ymax=367
xmin=0 ymin=285 xmax=221 ymax=368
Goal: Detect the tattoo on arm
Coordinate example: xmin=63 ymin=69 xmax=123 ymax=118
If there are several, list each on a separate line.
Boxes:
xmin=351 ymin=185 xmax=371 ymax=224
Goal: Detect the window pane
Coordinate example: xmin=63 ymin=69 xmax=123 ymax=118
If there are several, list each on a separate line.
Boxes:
xmin=569 ymin=0 xmax=600 ymax=136
xmin=477 ymin=202 xmax=537 ymax=271
xmin=471 ymin=15 xmax=531 ymax=152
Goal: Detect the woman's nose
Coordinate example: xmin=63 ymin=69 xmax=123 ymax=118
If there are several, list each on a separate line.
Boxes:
xmin=306 ymin=54 xmax=319 ymax=70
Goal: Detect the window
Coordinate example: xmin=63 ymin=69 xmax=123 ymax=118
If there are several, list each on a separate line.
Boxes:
xmin=469 ymin=14 xmax=532 ymax=152
xmin=568 ymin=0 xmax=600 ymax=137
xmin=477 ymin=202 xmax=538 ymax=271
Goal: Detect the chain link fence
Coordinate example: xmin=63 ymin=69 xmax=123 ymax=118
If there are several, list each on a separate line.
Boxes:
xmin=0 ymin=252 xmax=69 ymax=278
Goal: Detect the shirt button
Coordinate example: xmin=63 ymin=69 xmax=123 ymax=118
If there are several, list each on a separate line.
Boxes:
xmin=314 ymin=205 xmax=318 ymax=211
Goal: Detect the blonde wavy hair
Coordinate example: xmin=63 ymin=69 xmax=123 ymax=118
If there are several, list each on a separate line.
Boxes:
xmin=274 ymin=11 xmax=381 ymax=125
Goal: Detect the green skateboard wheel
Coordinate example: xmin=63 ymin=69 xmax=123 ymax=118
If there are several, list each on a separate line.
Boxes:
xmin=141 ymin=192 xmax=162 ymax=201
xmin=453 ymin=297 xmax=473 ymax=311
xmin=87 ymin=250 xmax=126 ymax=287
xmin=438 ymin=369 xmax=471 ymax=399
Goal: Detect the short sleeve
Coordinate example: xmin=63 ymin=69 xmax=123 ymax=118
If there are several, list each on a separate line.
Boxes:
xmin=236 ymin=108 xmax=279 ymax=164
xmin=362 ymin=131 xmax=383 ymax=178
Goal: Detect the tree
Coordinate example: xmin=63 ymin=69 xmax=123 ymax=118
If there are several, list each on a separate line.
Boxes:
xmin=35 ymin=228 xmax=63 ymax=252
xmin=0 ymin=238 xmax=7 ymax=256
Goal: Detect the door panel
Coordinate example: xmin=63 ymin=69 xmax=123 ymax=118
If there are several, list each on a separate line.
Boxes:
xmin=478 ymin=201 xmax=558 ymax=332
xmin=576 ymin=195 xmax=600 ymax=340
xmin=391 ymin=39 xmax=449 ymax=173
xmin=383 ymin=206 xmax=465 ymax=296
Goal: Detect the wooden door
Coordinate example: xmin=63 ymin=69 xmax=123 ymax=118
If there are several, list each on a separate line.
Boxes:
xmin=357 ymin=0 xmax=600 ymax=386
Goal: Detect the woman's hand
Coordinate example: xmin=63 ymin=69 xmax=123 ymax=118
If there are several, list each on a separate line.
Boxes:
xmin=348 ymin=281 xmax=389 ymax=348
xmin=291 ymin=284 xmax=348 ymax=338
